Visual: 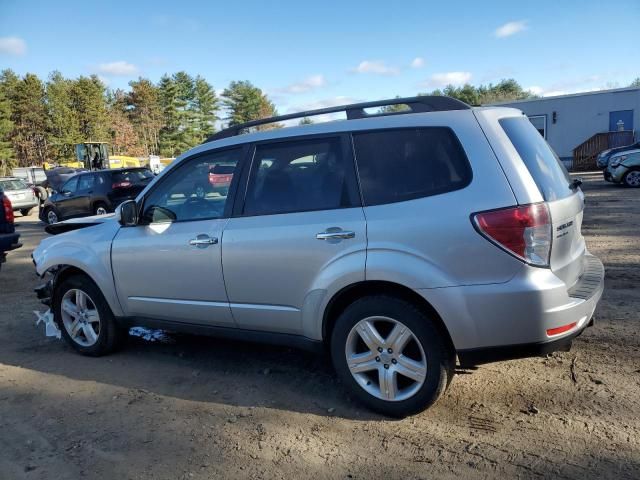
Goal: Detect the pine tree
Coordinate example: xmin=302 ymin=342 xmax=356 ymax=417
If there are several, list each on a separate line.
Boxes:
xmin=47 ymin=71 xmax=80 ymax=163
xmin=10 ymin=73 xmax=49 ymax=166
xmin=69 ymin=75 xmax=109 ymax=141
xmin=158 ymin=74 xmax=180 ymax=156
xmin=127 ymin=78 xmax=162 ymax=156
xmin=0 ymin=70 xmax=17 ymax=175
xmin=221 ymin=80 xmax=279 ymax=130
xmin=192 ymin=75 xmax=218 ymax=142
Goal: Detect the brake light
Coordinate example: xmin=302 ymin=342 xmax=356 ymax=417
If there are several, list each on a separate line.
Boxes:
xmin=2 ymin=195 xmax=14 ymax=223
xmin=112 ymin=181 xmax=132 ymax=189
xmin=473 ymin=203 xmax=552 ymax=267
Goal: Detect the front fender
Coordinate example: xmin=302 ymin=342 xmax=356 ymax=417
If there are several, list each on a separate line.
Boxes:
xmin=32 ymin=220 xmax=123 ymax=316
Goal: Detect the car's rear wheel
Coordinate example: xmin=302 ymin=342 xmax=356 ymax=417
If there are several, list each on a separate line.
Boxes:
xmin=93 ymin=202 xmax=109 ymax=215
xmin=623 ymin=169 xmax=640 ymax=188
xmin=330 ymin=295 xmax=454 ymax=417
xmin=54 ymin=274 xmax=126 ymax=356
xmin=20 ymin=208 xmax=32 ymax=217
xmin=44 ymin=207 xmax=59 ymax=224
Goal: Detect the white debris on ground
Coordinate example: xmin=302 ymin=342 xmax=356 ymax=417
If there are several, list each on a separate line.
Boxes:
xmin=129 ymin=326 xmax=174 ymax=343
xmin=34 ymin=309 xmax=61 ymax=339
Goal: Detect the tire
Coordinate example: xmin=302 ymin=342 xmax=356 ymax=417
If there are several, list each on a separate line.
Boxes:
xmin=44 ymin=207 xmax=59 ymax=224
xmin=20 ymin=208 xmax=32 ymax=217
xmin=623 ymin=169 xmax=640 ymax=188
xmin=330 ymin=295 xmax=454 ymax=417
xmin=53 ymin=274 xmax=126 ymax=356
xmin=93 ymin=202 xmax=109 ymax=215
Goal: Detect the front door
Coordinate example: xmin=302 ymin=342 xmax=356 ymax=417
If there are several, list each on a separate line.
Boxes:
xmin=111 ymin=147 xmax=245 ymax=326
xmin=222 ymin=135 xmax=366 ymax=335
xmin=75 ymin=173 xmax=96 ymax=216
xmin=55 ymin=176 xmax=80 ymax=219
xmin=609 ymin=110 xmax=634 ymax=132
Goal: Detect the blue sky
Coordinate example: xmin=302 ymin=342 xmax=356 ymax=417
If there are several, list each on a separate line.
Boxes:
xmin=1 ymin=0 xmax=638 ymax=115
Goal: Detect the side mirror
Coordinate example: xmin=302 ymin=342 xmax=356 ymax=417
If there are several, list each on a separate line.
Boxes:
xmin=117 ymin=200 xmax=138 ymax=227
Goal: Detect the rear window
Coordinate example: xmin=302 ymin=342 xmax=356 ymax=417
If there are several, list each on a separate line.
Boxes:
xmin=352 ymin=128 xmax=472 ymax=206
xmin=0 ymin=179 xmax=28 ymax=191
xmin=500 ymin=117 xmax=572 ymax=201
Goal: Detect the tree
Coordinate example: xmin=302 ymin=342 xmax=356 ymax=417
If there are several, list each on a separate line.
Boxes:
xmin=192 ymin=75 xmax=218 ymax=142
xmin=70 ymin=75 xmax=109 ymax=141
xmin=630 ymin=77 xmax=640 ymax=88
xmin=10 ymin=73 xmax=49 ymax=166
xmin=107 ymin=89 xmax=143 ymax=156
xmin=0 ymin=70 xmax=17 ymax=175
xmin=127 ymin=78 xmax=162 ymax=156
xmin=299 ymin=117 xmax=314 ymax=125
xmin=47 ymin=71 xmax=80 ymax=163
xmin=421 ymin=78 xmax=536 ymax=105
xmin=221 ymin=80 xmax=280 ymax=130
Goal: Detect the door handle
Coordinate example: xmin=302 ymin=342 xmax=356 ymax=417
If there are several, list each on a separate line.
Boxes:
xmin=316 ymin=229 xmax=356 ymax=241
xmin=189 ymin=234 xmax=218 ymax=248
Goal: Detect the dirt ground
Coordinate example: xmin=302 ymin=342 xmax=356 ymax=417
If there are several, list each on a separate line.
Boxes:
xmin=0 ymin=173 xmax=638 ymax=480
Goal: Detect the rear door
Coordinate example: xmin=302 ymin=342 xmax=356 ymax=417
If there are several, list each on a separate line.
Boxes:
xmin=499 ymin=116 xmax=586 ymax=287
xmin=221 ymin=135 xmax=366 ymax=335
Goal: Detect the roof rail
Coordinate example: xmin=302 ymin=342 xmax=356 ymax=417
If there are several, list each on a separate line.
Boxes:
xmin=204 ymin=95 xmax=470 ymax=143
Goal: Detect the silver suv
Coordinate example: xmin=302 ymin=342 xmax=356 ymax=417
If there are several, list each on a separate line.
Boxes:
xmin=32 ymin=97 xmax=604 ymax=417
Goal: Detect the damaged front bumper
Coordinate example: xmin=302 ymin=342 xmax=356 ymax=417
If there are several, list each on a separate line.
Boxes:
xmin=34 ymin=279 xmax=54 ymax=306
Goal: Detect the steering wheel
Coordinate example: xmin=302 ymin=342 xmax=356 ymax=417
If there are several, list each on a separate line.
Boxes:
xmin=182 ymin=197 xmax=214 ymax=219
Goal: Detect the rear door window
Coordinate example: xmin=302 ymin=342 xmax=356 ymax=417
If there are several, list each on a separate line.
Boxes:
xmin=243 ymin=136 xmax=359 ymax=216
xmin=352 ymin=128 xmax=472 ymax=206
xmin=499 ymin=117 xmax=573 ymax=201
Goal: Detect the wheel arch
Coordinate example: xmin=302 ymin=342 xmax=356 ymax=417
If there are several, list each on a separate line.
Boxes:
xmin=322 ymin=280 xmax=455 ymax=353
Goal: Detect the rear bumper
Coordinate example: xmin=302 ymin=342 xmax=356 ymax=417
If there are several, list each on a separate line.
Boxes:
xmin=417 ymin=254 xmax=605 ymax=366
xmin=9 ymin=197 xmax=38 ymax=209
xmin=0 ymin=232 xmax=21 ymax=253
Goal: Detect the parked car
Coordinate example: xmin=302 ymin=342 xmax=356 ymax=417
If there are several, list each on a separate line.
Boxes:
xmin=40 ymin=168 xmax=154 ymax=224
xmin=603 ymin=149 xmax=640 ymax=187
xmin=32 ymin=96 xmax=604 ymax=417
xmin=208 ymin=163 xmax=235 ymax=195
xmin=0 ymin=177 xmax=39 ymax=216
xmin=0 ymin=188 xmax=22 ymax=272
xmin=596 ymin=141 xmax=640 ymax=169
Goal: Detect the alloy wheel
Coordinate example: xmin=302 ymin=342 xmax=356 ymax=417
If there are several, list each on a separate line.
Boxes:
xmin=345 ymin=316 xmax=427 ymax=402
xmin=47 ymin=209 xmax=58 ymax=224
xmin=60 ymin=289 xmax=101 ymax=347
xmin=625 ymin=171 xmax=640 ymax=187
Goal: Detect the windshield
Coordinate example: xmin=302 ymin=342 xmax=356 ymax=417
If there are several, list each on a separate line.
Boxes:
xmin=0 ymin=179 xmax=29 ymax=191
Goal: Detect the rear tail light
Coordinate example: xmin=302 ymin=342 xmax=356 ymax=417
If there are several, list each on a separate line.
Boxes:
xmin=112 ymin=181 xmax=132 ymax=189
xmin=2 ymin=195 xmax=14 ymax=223
xmin=473 ymin=203 xmax=552 ymax=267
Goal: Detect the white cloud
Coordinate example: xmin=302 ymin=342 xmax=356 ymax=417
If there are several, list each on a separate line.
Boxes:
xmin=350 ymin=60 xmax=399 ymax=76
xmin=423 ymin=71 xmax=472 ymax=88
xmin=494 ymin=20 xmax=528 ymax=38
xmin=281 ymin=74 xmax=327 ymax=94
xmin=96 ymin=61 xmax=139 ymax=76
xmin=0 ymin=36 xmax=27 ymax=56
xmin=527 ymin=86 xmax=544 ymax=96
xmin=410 ymin=57 xmax=425 ymax=69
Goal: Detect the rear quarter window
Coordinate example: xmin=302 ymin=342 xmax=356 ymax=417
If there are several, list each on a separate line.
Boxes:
xmin=352 ymin=127 xmax=472 ymax=206
xmin=499 ymin=116 xmax=573 ymax=201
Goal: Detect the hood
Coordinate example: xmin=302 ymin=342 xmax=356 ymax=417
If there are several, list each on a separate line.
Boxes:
xmin=45 ymin=213 xmax=116 ymax=235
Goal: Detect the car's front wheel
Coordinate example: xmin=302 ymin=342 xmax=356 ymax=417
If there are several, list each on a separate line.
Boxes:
xmin=330 ymin=295 xmax=454 ymax=417
xmin=54 ymin=274 xmax=126 ymax=356
xmin=623 ymin=169 xmax=640 ymax=188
